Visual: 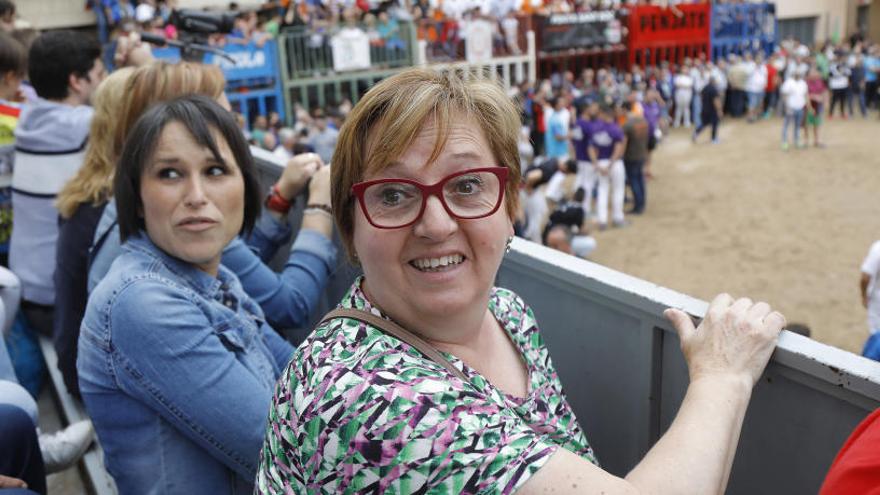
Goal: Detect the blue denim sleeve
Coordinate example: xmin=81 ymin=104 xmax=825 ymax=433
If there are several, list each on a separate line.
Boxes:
xmin=242 ymin=211 xmax=293 ymax=263
xmin=221 ymin=229 xmax=337 ymax=329
xmin=108 ymin=280 xmax=277 ymax=479
xmin=261 ymin=319 xmax=296 ymax=371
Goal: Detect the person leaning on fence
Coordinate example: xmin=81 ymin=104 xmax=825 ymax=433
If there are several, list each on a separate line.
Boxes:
xmin=256 ymin=68 xmax=787 ymax=494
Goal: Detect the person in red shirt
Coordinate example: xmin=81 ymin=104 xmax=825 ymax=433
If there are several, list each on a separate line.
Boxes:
xmin=819 ymin=408 xmax=880 ymax=495
xmin=763 ymin=55 xmax=780 ymax=118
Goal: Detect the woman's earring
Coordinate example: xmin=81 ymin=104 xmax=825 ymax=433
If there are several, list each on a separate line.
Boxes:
xmin=505 ymin=236 xmax=513 ymax=254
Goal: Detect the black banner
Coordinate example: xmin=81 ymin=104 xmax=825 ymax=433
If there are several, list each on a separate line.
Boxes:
xmin=540 ymin=11 xmax=621 ymax=52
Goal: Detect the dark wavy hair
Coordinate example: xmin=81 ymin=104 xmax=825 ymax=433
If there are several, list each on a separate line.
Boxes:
xmin=114 ymin=94 xmax=261 ymax=242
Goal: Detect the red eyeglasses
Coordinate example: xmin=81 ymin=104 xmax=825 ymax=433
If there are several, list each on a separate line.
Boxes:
xmin=351 ymin=167 xmax=509 ymax=229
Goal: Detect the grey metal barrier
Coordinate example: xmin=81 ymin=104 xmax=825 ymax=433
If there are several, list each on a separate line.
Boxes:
xmin=499 ymin=238 xmax=880 ymax=495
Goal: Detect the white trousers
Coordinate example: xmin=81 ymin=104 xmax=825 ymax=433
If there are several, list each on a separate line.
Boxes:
xmin=576 ymin=160 xmax=597 ymax=215
xmin=595 ymin=159 xmax=625 ymax=225
xmin=522 ymin=188 xmax=548 ymax=243
xmin=674 ymin=91 xmax=692 ymax=127
xmin=544 ymin=170 xmax=566 ymax=203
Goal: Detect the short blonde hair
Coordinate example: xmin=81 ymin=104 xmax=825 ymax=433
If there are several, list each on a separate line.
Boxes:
xmin=118 ymin=60 xmax=226 ymax=143
xmin=331 ymin=68 xmax=522 ymax=260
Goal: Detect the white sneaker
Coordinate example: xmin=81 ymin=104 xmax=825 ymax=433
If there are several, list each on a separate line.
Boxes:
xmin=39 ymin=420 xmax=95 ymax=474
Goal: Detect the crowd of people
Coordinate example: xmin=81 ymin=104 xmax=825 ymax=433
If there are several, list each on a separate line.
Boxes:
xmin=508 ymin=33 xmax=880 ymax=261
xmin=0 ymin=0 xmax=878 ymax=493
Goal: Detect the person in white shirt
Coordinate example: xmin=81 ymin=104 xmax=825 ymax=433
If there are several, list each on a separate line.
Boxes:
xmin=673 ymin=66 xmax=694 ymax=127
xmin=860 ymin=240 xmax=880 ymax=361
xmin=745 ymin=52 xmax=768 ymax=122
xmin=828 ymin=58 xmax=851 ymax=118
xmin=779 ymin=71 xmax=807 ymax=150
xmin=273 ymin=127 xmax=297 ymax=162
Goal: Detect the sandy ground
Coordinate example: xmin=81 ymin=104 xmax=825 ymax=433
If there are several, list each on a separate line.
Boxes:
xmin=585 ymin=114 xmax=880 ymax=354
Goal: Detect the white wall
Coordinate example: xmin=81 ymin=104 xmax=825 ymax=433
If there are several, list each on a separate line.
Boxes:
xmin=773 ymin=0 xmax=854 ymax=44
xmin=176 ymin=0 xmax=263 ymax=9
xmin=15 ymin=0 xmax=264 ymax=31
xmin=16 ymin=0 xmax=96 ymax=30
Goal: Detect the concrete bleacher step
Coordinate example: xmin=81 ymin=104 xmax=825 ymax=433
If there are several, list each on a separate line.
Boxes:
xmin=38 ymin=335 xmax=117 ymax=495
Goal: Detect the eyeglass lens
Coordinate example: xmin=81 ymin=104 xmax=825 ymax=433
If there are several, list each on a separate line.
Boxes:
xmin=362 ymin=170 xmax=501 ymax=227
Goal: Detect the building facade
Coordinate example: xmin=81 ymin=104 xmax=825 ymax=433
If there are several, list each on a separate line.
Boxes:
xmin=774 ymin=0 xmax=878 ymax=46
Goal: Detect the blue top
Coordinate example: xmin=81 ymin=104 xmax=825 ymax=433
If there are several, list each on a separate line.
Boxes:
xmin=78 ymin=234 xmax=295 ymax=494
xmin=864 ymin=55 xmax=879 ymax=83
xmin=544 ymin=111 xmax=569 ymax=159
xmin=89 ymin=200 xmax=337 ymax=329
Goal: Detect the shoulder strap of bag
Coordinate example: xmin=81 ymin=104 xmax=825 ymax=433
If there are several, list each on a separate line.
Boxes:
xmin=320 ymin=307 xmax=469 ymax=382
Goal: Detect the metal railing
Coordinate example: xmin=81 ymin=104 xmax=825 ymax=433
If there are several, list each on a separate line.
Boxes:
xmin=277 ymin=22 xmax=535 ymax=115
xmin=278 ymin=23 xmax=416 ymax=80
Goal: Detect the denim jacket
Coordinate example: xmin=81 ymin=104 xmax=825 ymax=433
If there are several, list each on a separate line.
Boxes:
xmin=89 ymin=200 xmax=337 ymax=329
xmin=77 ymin=234 xmax=295 ymax=494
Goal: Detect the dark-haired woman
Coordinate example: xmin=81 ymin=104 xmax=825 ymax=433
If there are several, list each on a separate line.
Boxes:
xmin=77 ymin=95 xmax=293 ymax=494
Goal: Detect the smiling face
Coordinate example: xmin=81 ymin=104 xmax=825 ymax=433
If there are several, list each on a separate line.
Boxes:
xmin=140 ymin=121 xmax=245 ymax=276
xmin=353 ymin=117 xmax=513 ymax=326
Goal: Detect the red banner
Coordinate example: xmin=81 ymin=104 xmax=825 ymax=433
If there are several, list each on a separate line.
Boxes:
xmin=628 ymin=4 xmax=710 ymax=47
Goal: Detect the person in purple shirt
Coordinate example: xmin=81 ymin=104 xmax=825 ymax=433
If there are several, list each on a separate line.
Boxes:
xmin=572 ymin=102 xmax=599 ymax=216
xmin=641 ymin=89 xmax=664 ymax=179
xmin=588 ymin=105 xmax=626 ymax=229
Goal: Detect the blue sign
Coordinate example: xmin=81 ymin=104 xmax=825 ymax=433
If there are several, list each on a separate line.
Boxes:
xmin=152 ymin=40 xmax=280 ymax=84
xmin=208 ymin=41 xmax=279 ymax=83
xmin=151 ymin=40 xmax=286 ymax=127
xmin=710 ymin=2 xmax=776 ymax=60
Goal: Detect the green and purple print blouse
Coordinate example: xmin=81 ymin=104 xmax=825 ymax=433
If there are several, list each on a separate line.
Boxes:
xmin=257 ymin=278 xmax=596 ymax=494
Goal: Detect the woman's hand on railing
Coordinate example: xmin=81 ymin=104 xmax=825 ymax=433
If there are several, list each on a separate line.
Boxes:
xmin=664 ymin=293 xmax=786 ymax=388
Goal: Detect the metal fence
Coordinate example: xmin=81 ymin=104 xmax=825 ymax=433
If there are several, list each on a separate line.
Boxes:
xmin=278 ymin=23 xmax=417 ymax=81
xmin=277 ymin=23 xmax=535 ymax=115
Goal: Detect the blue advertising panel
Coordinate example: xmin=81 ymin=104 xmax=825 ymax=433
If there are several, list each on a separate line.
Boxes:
xmin=710 ymin=2 xmax=776 ymax=61
xmin=151 ymin=40 xmax=285 ymax=126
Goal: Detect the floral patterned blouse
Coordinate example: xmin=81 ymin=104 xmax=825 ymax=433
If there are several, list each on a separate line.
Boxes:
xmin=257 ymin=278 xmax=596 ymax=494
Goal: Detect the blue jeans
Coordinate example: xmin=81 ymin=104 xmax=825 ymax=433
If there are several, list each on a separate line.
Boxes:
xmin=694 ymin=116 xmax=719 ymax=141
xmin=863 ymin=332 xmax=880 ymax=361
xmin=624 ymin=160 xmax=646 ymax=213
xmin=782 ymin=109 xmax=804 ymax=145
xmin=692 ymin=91 xmax=703 ymax=129
xmin=848 ymin=87 xmax=867 ymax=117
xmin=0 ymin=270 xmax=37 ymax=425
xmin=0 ymin=331 xmax=38 ymax=426
xmin=0 ymin=404 xmax=45 ymax=494
xmin=764 ymin=90 xmax=778 ymax=115
xmin=748 ymin=91 xmax=765 ymax=113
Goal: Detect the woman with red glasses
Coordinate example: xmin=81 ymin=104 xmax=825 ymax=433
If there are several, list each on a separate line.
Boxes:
xmin=257 ymin=69 xmax=787 ymax=494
